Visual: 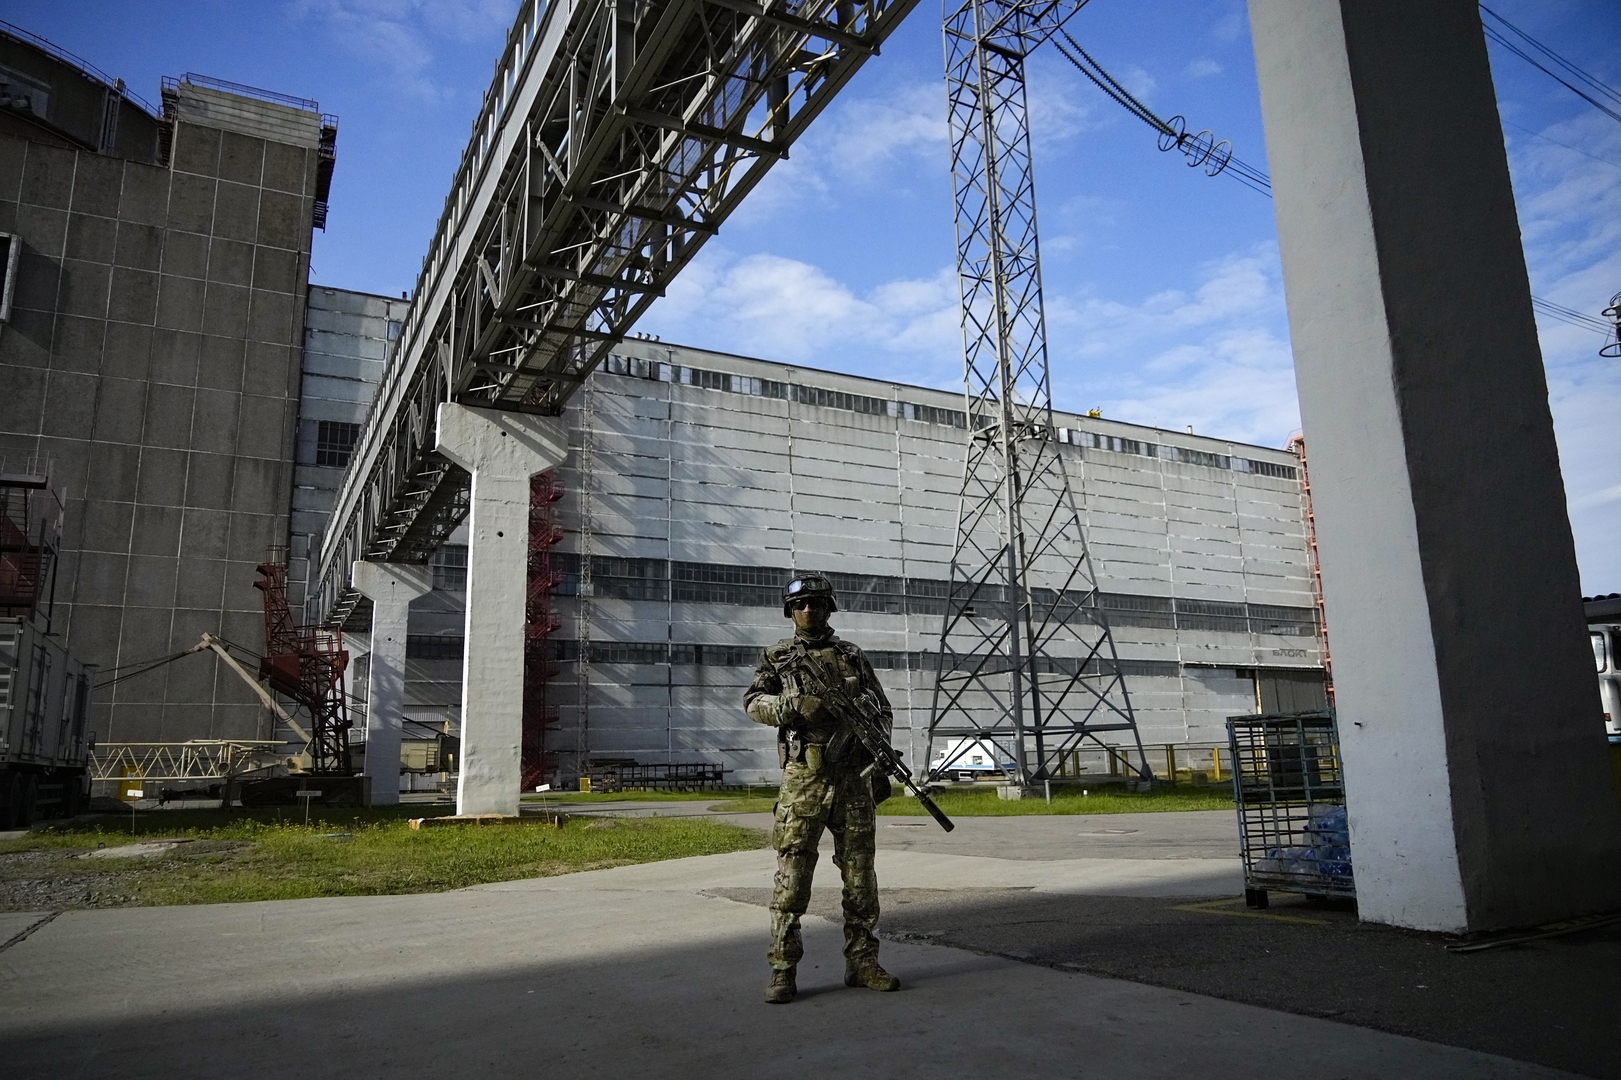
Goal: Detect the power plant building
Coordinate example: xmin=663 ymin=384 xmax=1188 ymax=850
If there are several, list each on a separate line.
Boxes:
xmin=346 ymin=329 xmax=1327 ymax=785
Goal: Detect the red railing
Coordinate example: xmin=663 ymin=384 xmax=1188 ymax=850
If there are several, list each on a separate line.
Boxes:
xmin=1288 ymin=436 xmax=1334 ymax=706
xmin=522 ymin=472 xmax=564 ymax=790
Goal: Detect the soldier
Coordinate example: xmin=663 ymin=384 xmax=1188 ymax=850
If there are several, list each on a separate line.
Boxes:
xmin=744 ymin=573 xmax=901 ymax=1005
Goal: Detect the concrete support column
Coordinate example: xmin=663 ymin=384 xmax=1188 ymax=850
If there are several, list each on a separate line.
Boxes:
xmin=435 ymin=403 xmax=567 ymax=817
xmin=1249 ymin=0 xmax=1621 ymax=931
xmin=352 ymin=561 xmax=432 ymax=807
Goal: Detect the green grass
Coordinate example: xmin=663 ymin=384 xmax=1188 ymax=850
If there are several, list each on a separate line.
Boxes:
xmin=710 ymin=783 xmax=1235 ymax=817
xmin=0 ymin=807 xmax=767 ymax=909
xmin=879 ymin=784 xmax=1234 ymax=816
xmin=521 ymin=787 xmax=779 ymax=804
xmin=708 ymin=798 xmax=777 ymax=813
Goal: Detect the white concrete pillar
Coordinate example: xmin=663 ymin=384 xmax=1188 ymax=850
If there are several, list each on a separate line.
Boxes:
xmin=1250 ymin=0 xmax=1621 ymax=932
xmin=352 ymin=561 xmax=432 ymax=807
xmin=434 ymin=403 xmax=567 ymax=816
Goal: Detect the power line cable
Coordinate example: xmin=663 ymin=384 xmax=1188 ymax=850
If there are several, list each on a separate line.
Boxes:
xmin=1501 ymin=118 xmax=1621 ymax=171
xmin=1052 ymin=30 xmax=1270 ymax=195
xmin=1479 ymin=5 xmax=1621 ymax=126
xmin=93 ymin=651 xmax=194 ymax=690
xmin=1056 ymin=31 xmax=1615 ymax=347
xmin=1531 ymin=296 xmax=1613 ymax=336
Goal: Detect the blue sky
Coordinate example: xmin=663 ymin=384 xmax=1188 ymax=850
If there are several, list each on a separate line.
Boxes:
xmin=15 ymin=0 xmax=1621 ymax=590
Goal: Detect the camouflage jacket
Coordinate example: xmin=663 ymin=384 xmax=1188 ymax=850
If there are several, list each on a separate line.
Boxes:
xmin=743 ymin=632 xmax=894 ymax=748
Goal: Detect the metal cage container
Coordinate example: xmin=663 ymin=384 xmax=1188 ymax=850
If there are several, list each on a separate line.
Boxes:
xmin=1226 ymin=710 xmax=1354 ymax=908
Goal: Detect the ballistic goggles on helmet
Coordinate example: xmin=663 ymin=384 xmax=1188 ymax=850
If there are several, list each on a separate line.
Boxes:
xmin=782 ymin=574 xmax=838 ymax=617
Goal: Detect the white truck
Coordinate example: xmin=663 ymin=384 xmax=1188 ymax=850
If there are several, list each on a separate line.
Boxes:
xmin=1588 ymin=593 xmax=1621 ymax=744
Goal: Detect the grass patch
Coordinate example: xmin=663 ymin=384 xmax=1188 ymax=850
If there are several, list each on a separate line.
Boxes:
xmin=0 ymin=808 xmax=767 ymax=910
xmin=522 ymin=787 xmax=778 ymax=804
xmin=878 ymin=784 xmax=1234 ymax=817
xmin=709 ymin=798 xmax=777 ymax=813
xmin=709 ymin=783 xmax=1234 ymax=817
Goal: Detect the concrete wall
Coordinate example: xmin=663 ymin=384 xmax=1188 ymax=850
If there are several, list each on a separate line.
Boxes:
xmin=0 ymin=83 xmax=322 ymax=742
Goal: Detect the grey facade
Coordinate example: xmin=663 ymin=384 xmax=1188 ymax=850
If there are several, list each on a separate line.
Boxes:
xmin=0 ymin=46 xmax=328 ymax=742
xmin=537 ymin=341 xmax=1323 ymax=783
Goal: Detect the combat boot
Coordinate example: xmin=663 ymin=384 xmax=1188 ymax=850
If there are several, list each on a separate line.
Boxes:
xmin=844 ymin=958 xmax=900 ymax=992
xmin=764 ymin=967 xmax=797 ymax=1004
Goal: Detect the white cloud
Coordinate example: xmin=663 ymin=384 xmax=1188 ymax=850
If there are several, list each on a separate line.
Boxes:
xmin=288 ymin=0 xmax=511 ymax=100
xmin=1115 ymin=64 xmax=1157 ymax=103
xmin=1184 ymin=58 xmax=1223 ymax=79
xmin=643 ymin=250 xmax=961 ymax=376
xmin=1505 ymin=108 xmax=1621 ymax=588
xmin=730 ymin=80 xmax=948 ymax=225
xmin=646 ymin=243 xmax=1300 ymax=449
xmin=1571 ymin=483 xmax=1621 ymax=512
xmin=1045 ymin=247 xmax=1299 ymax=446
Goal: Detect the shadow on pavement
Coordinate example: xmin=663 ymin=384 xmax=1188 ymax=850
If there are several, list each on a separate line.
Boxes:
xmin=708 ymin=886 xmax=1619 ymax=1079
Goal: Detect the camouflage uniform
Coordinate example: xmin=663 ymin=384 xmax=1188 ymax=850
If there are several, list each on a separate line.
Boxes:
xmin=744 ymin=629 xmax=894 ymax=973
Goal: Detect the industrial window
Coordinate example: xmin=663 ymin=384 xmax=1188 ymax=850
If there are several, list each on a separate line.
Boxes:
xmin=407 ymin=634 xmax=464 ymax=659
xmin=1175 ymin=598 xmax=1251 ymax=634
xmin=592 ymin=556 xmax=669 ymax=601
xmin=546 ymin=639 xmax=1199 ymax=678
xmin=386 ymin=319 xmax=403 ymax=341
xmin=822 ymin=570 xmax=905 ymax=614
xmin=0 ymin=232 xmax=18 ymax=323
xmin=670 ymin=643 xmax=764 ymax=667
xmin=1165 ymin=446 xmax=1230 ymax=469
xmin=671 ymin=561 xmax=788 ymax=606
xmin=903 ymin=402 xmax=968 ymax=428
xmin=315 ymin=421 xmax=362 ymax=467
xmin=589 ymin=641 xmax=669 ymax=665
xmin=1098 ymin=592 xmax=1177 ymax=630
xmin=1244 ymin=458 xmax=1298 ymax=480
xmin=431 ymin=546 xmax=468 ymax=590
xmin=791 ymin=384 xmax=888 ymax=416
xmin=1248 ymin=604 xmax=1317 ymax=636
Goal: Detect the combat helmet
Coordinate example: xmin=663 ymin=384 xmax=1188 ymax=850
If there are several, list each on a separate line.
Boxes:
xmin=782 ymin=573 xmax=838 ymax=617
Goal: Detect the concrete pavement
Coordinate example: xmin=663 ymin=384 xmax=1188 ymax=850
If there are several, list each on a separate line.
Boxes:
xmin=0 ymin=832 xmax=1585 ymax=1079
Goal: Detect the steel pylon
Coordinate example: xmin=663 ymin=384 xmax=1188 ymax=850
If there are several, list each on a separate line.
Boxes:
xmin=926 ymin=0 xmax=1152 ymax=787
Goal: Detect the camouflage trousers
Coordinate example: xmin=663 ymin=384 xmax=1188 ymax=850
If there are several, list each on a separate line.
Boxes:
xmin=769 ymin=758 xmax=879 ymax=972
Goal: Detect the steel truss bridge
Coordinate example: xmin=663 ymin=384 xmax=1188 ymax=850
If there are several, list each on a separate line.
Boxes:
xmin=314 ymin=0 xmax=922 ymax=627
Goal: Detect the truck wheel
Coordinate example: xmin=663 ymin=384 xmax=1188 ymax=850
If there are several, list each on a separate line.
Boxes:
xmin=61 ymin=774 xmax=83 ymax=819
xmin=14 ymin=774 xmax=37 ymax=828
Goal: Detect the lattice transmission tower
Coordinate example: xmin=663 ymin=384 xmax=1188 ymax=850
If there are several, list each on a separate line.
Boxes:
xmin=926 ymin=0 xmax=1152 ymax=787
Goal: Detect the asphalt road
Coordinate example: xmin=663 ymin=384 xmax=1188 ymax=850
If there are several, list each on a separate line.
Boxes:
xmin=1 ymin=809 xmax=1611 ymax=1078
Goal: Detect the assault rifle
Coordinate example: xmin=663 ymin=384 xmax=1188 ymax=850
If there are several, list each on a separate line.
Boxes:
xmin=780 ymin=652 xmax=955 ymax=833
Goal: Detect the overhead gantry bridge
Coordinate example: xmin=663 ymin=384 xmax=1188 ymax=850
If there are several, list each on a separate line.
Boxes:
xmin=311 ymin=0 xmax=921 ymax=813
